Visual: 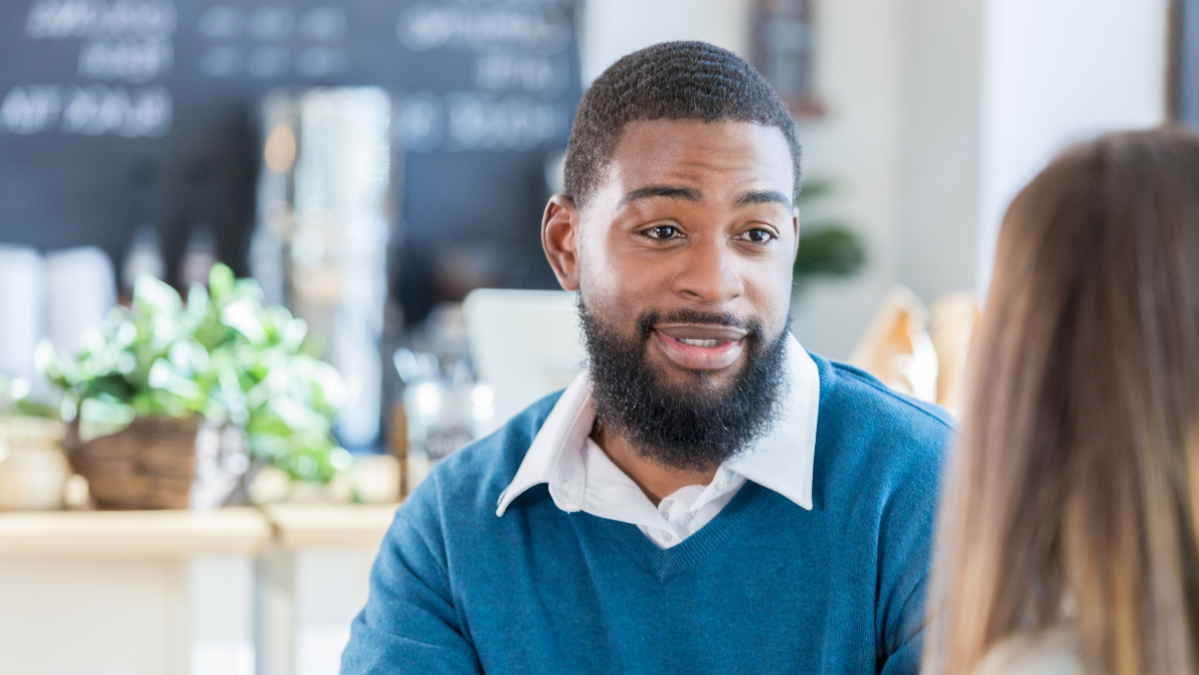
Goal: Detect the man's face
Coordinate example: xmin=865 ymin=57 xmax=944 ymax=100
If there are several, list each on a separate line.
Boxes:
xmin=555 ymin=119 xmax=798 ymax=388
xmin=542 ymin=119 xmax=799 ymax=467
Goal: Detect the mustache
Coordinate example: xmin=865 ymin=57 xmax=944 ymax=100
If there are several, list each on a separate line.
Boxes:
xmin=578 ymin=301 xmax=791 ymax=472
xmin=635 ymin=309 xmax=765 ymax=342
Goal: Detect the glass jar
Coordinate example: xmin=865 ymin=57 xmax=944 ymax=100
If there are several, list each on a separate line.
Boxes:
xmin=0 ymin=417 xmax=70 ymax=511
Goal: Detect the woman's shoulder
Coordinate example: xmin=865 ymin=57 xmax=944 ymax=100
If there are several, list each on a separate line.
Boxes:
xmin=975 ymin=627 xmax=1082 ymax=675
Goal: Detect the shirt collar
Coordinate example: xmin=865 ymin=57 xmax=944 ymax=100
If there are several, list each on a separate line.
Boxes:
xmin=495 ymin=333 xmax=820 ymax=516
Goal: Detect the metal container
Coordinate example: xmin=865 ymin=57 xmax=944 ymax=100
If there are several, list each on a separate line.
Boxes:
xmin=252 ymin=87 xmax=394 ymax=450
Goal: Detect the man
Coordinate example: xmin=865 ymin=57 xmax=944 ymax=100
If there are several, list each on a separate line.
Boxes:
xmin=343 ymin=41 xmax=952 ymax=674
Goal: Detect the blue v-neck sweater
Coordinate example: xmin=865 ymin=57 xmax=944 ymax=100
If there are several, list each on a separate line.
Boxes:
xmin=342 ymin=355 xmax=954 ymax=675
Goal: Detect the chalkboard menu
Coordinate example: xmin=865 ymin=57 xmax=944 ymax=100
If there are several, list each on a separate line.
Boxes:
xmin=0 ymin=0 xmax=581 ymax=323
xmin=1178 ymin=0 xmax=1199 ymax=127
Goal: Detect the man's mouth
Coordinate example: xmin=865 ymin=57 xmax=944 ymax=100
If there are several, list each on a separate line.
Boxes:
xmin=652 ymin=322 xmax=748 ymax=371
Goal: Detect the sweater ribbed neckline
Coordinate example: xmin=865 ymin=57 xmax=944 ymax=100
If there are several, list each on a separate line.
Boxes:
xmin=586 ymin=481 xmax=769 ymax=584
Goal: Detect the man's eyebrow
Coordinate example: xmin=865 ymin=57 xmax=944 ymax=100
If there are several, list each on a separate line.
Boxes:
xmin=735 ymin=190 xmax=793 ymax=210
xmin=619 ymin=184 xmax=702 ymax=207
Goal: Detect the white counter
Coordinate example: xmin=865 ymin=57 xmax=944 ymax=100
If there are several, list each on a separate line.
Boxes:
xmin=0 ymin=504 xmax=398 ymax=675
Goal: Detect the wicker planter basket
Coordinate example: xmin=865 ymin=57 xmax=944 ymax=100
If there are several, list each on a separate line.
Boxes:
xmin=66 ymin=417 xmax=200 ymax=510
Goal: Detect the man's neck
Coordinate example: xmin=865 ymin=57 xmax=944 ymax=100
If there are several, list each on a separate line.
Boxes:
xmin=590 ymin=424 xmax=718 ymax=506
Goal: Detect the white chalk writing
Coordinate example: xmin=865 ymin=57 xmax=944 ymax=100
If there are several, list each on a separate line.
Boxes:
xmin=400 ymin=91 xmax=561 ymax=152
xmin=475 ymin=54 xmax=565 ymax=93
xmin=25 ymin=0 xmax=176 ymax=40
xmin=78 ymin=39 xmax=172 ymax=82
xmin=397 ymin=3 xmax=570 ymax=55
xmin=0 ymin=84 xmax=171 ymax=137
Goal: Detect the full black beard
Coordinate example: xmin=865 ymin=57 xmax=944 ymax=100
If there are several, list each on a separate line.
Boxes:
xmin=580 ymin=301 xmax=790 ymax=472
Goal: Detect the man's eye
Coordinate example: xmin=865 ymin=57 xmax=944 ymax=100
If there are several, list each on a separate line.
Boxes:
xmin=644 ymin=225 xmax=681 ymax=240
xmin=738 ymin=228 xmax=775 ymax=243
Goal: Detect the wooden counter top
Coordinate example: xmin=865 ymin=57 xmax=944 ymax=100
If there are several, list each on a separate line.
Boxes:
xmin=0 ymin=503 xmax=400 ymax=558
xmin=0 ymin=507 xmax=272 ymax=559
xmin=260 ymin=503 xmax=399 ymax=550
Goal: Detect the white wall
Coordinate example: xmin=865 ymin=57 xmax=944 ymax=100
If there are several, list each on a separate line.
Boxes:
xmin=898 ymin=0 xmax=982 ymax=305
xmin=976 ymin=0 xmax=1170 ymax=292
xmin=788 ymin=0 xmax=909 ymax=358
xmin=579 ymin=0 xmax=754 ymax=84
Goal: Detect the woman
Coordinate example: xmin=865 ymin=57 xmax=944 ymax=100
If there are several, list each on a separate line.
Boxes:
xmin=926 ymin=128 xmax=1199 ymax=675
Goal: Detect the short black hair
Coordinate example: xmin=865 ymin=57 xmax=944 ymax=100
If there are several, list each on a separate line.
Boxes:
xmin=563 ymin=40 xmax=802 ymax=209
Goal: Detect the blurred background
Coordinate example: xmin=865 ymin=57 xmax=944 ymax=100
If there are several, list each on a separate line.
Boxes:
xmin=0 ymin=0 xmax=1190 ymax=673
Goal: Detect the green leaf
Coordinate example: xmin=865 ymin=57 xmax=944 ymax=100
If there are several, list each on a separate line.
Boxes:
xmin=796 ymin=178 xmax=835 ymax=204
xmin=13 ymin=398 xmax=59 ymax=419
xmin=221 ymin=299 xmax=269 ymax=346
xmin=209 ymin=263 xmax=235 ymax=300
xmin=794 ymin=227 xmax=866 ymax=279
xmin=133 ymin=276 xmax=182 ymax=318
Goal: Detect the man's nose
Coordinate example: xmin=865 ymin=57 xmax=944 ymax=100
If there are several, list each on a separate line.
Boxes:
xmin=671 ymin=237 xmax=745 ymax=304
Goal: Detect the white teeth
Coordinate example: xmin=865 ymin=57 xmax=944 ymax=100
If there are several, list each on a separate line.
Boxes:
xmin=681 ymin=339 xmax=719 ymax=347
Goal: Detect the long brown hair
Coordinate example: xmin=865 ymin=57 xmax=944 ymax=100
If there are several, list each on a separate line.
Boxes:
xmin=927 ymin=128 xmax=1199 ymax=675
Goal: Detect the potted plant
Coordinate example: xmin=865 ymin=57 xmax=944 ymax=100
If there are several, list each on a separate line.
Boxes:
xmin=39 ymin=264 xmax=352 ymax=509
xmin=792 ymin=178 xmax=866 ymax=292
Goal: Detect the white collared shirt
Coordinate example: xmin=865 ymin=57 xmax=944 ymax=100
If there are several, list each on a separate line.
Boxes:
xmin=496 ymin=334 xmax=820 ymax=549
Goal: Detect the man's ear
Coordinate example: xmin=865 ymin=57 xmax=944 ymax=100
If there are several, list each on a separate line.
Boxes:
xmin=791 ymin=206 xmax=801 ymax=258
xmin=542 ymin=194 xmax=581 ymax=291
